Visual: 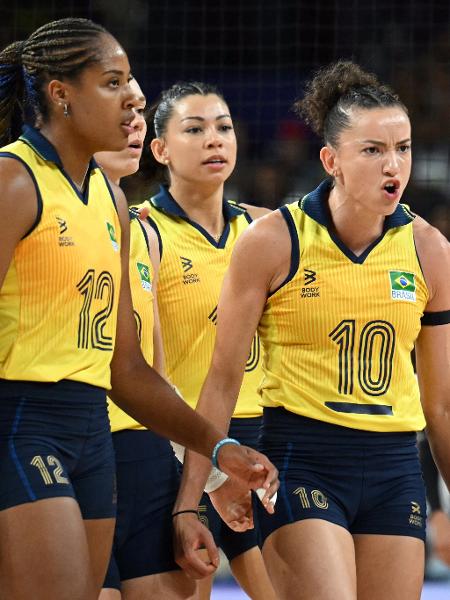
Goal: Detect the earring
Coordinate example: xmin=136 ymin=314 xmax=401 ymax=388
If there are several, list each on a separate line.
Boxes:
xmin=63 ymin=103 xmax=69 ymax=118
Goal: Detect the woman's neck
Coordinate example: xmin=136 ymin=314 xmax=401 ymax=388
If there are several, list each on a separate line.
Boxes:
xmin=40 ymin=123 xmax=92 ymax=190
xmin=169 ymin=181 xmax=225 ymax=238
xmin=327 ymin=186 xmax=385 ymax=256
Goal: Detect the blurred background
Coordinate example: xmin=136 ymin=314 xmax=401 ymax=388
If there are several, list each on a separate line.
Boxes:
xmin=1 ymin=0 xmax=449 ymax=235
xmin=1 ymin=2 xmax=449 ymax=597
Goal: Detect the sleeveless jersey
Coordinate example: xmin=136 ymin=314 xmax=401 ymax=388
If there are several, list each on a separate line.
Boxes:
xmin=258 ymin=179 xmax=428 ymax=432
xmin=108 ymin=214 xmax=155 ymax=432
xmin=0 ymin=126 xmax=121 ymax=389
xmin=142 ymin=185 xmax=263 ymax=417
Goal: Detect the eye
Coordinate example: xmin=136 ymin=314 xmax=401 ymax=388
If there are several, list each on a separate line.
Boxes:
xmin=363 ymin=146 xmax=379 ymax=155
xmin=136 ymin=107 xmax=146 ymax=116
xmin=108 ymin=78 xmax=120 ymax=88
xmin=186 ymin=127 xmax=202 ymax=134
xmin=398 ymin=144 xmax=411 ymax=153
xmin=219 ymin=124 xmax=233 ymax=132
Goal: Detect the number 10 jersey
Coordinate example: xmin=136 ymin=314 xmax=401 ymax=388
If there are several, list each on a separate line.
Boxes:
xmin=258 ymin=180 xmax=428 ymax=432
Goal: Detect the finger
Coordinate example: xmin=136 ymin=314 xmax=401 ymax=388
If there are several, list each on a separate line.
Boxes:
xmin=228 ymin=517 xmax=254 ymax=532
xmin=176 ymin=553 xmax=218 ymax=579
xmin=137 ymin=205 xmax=150 ymax=219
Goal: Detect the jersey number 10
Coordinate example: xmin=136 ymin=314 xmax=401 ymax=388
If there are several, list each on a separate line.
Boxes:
xmin=329 ymin=319 xmax=395 ymax=397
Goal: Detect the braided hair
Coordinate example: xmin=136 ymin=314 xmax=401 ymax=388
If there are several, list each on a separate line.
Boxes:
xmin=0 ymin=17 xmax=108 ymax=145
xmin=294 ymin=60 xmax=408 ymax=147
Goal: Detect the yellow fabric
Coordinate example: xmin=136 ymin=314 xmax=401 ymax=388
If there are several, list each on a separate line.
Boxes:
xmin=258 ymin=198 xmax=428 ymax=432
xmin=144 ymin=198 xmax=263 ymax=417
xmin=108 ymin=216 xmax=155 ymax=432
xmin=0 ymin=137 xmax=121 ymax=389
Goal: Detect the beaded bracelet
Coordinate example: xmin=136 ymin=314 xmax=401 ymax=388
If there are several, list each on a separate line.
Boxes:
xmin=211 ymin=437 xmax=241 ymax=469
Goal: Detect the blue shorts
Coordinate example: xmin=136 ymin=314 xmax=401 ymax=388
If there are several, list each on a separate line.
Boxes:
xmin=104 ymin=429 xmax=181 ymax=589
xmin=0 ymin=379 xmax=115 ymax=519
xmin=256 ymin=408 xmax=426 ymax=545
xmin=199 ymin=417 xmax=261 ymax=563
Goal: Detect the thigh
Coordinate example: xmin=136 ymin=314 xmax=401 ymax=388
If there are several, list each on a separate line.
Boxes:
xmin=85 ymin=517 xmax=116 ymax=593
xmin=263 ymin=519 xmax=357 ymax=600
xmin=0 ymin=497 xmax=97 ymax=600
xmin=354 ymin=534 xmax=424 ymax=600
xmin=121 ymin=572 xmax=198 ymax=600
xmin=229 ymin=546 xmax=277 ymax=600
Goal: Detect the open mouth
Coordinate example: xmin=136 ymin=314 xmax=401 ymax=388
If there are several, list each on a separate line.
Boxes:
xmin=383 ymin=180 xmax=400 ymax=195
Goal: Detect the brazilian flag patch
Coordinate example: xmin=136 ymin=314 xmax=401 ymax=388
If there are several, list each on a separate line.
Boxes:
xmin=137 ymin=262 xmax=152 ymax=291
xmin=389 ymin=271 xmax=416 ymax=302
xmin=106 ymin=222 xmax=119 ymax=252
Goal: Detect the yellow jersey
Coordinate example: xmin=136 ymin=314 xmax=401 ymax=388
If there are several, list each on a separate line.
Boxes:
xmin=0 ymin=126 xmax=122 ymax=389
xmin=108 ymin=213 xmax=155 ymax=432
xmin=258 ymin=179 xmax=428 ymax=432
xmin=141 ymin=185 xmax=263 ymax=417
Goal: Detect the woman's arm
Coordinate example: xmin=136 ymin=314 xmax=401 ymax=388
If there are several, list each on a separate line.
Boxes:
xmin=109 ymin=187 xmax=276 ymax=483
xmin=0 ymin=157 xmax=38 ymax=288
xmin=414 ymin=217 xmax=450 ymax=490
xmin=173 ymin=211 xmax=289 ymax=575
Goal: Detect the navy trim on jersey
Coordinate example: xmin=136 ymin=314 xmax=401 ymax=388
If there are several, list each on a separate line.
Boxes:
xmin=300 ymin=179 xmax=415 ymax=265
xmin=325 ymin=401 xmax=393 ymax=416
xmin=0 ymin=152 xmax=43 ymax=238
xmin=100 ymin=170 xmax=118 ymax=212
xmin=129 ymin=211 xmax=150 ymax=253
xmin=150 ymin=185 xmax=245 ymax=248
xmin=268 ymin=205 xmax=300 ymax=297
xmin=146 ymin=216 xmax=163 ymax=260
xmin=421 ymin=310 xmax=450 ymax=326
xmin=19 ymin=125 xmax=99 ymax=205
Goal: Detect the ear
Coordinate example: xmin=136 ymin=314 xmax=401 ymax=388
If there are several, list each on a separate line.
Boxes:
xmin=47 ymin=79 xmax=70 ymax=112
xmin=150 ymin=137 xmax=169 ymax=166
xmin=319 ymin=144 xmax=338 ymax=177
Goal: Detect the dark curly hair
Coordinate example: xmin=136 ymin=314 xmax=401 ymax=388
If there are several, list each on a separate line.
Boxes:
xmin=293 ymin=60 xmax=407 ymax=146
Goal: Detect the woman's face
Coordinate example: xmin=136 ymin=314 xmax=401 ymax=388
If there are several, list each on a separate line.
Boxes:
xmin=59 ymin=33 xmax=140 ymax=155
xmin=155 ymin=93 xmax=237 ymax=187
xmin=328 ymin=106 xmax=412 ymax=217
xmin=95 ymin=79 xmax=147 ymax=182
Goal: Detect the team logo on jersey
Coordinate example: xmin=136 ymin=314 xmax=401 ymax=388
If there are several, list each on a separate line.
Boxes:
xmin=56 ymin=216 xmax=74 ymax=246
xmin=107 ymin=222 xmax=119 ymax=252
xmin=304 ymin=269 xmax=317 ymax=285
xmin=301 ymin=268 xmax=319 ymax=298
xmin=180 ymin=256 xmax=200 ymax=284
xmin=136 ymin=262 xmax=152 ymax=291
xmin=389 ymin=271 xmax=416 ymax=302
xmin=409 ymin=501 xmax=423 ymax=527
xmin=180 ymin=256 xmax=193 ymax=272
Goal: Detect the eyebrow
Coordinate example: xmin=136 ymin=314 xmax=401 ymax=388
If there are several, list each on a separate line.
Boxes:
xmin=102 ymin=69 xmax=126 ymax=76
xmin=180 ymin=114 xmax=231 ymax=122
xmin=360 ymin=138 xmax=411 ymax=146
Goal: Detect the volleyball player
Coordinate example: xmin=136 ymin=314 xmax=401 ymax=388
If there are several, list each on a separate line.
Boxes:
xmin=136 ymin=82 xmax=276 ymax=599
xmin=95 ymin=80 xmax=200 ymax=599
xmin=174 ymin=61 xmax=450 ymax=600
xmin=0 ymin=20 xmax=277 ymax=599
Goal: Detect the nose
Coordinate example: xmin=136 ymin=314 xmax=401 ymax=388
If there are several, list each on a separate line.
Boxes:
xmin=205 ymin=127 xmax=222 ymax=148
xmin=383 ymin=150 xmax=400 ymax=176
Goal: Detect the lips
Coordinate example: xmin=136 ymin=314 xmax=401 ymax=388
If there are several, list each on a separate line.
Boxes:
xmin=202 ymin=155 xmax=226 ymax=165
xmin=382 ymin=179 xmax=400 ymax=194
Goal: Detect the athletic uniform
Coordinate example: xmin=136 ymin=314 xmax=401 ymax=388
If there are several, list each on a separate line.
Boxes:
xmin=144 ymin=185 xmax=263 ymax=560
xmin=0 ymin=125 xmax=121 ymax=518
xmin=256 ymin=178 xmax=429 ymax=543
xmin=104 ymin=214 xmax=182 ymax=589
